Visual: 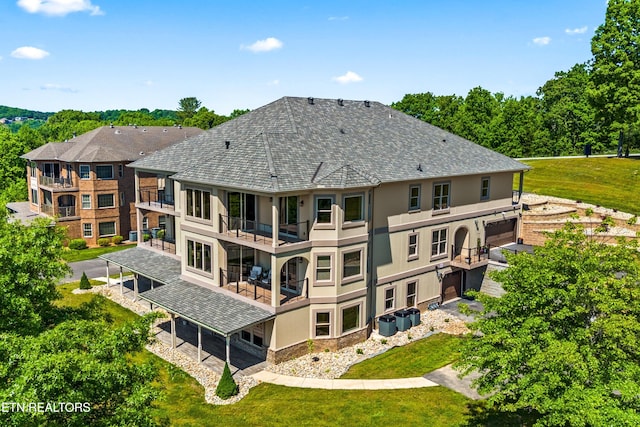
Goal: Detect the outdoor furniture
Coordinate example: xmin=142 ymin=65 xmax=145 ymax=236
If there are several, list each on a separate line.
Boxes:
xmin=261 ymin=270 xmax=272 ymax=288
xmin=248 ymin=265 xmax=262 ymax=284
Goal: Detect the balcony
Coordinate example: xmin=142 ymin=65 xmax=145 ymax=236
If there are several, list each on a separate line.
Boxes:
xmin=141 ymin=235 xmax=176 ymax=255
xmin=138 ymin=188 xmax=175 ymax=211
xmin=220 ymin=268 xmax=307 ymax=306
xmin=39 ymin=176 xmax=77 ymax=191
xmin=219 ymin=215 xmax=309 ymax=247
xmin=450 ymin=245 xmax=490 ymax=270
xmin=40 ymin=204 xmax=77 ymax=219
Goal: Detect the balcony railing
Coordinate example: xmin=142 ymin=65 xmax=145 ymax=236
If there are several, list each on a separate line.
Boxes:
xmin=512 ymin=190 xmax=522 ymax=204
xmin=451 ymin=245 xmax=490 ymax=265
xmin=39 ymin=176 xmax=74 ymax=188
xmin=219 ymin=214 xmax=308 ymax=245
xmin=220 ymin=268 xmax=307 ymax=304
xmin=40 ymin=204 xmax=76 ymax=217
xmin=138 ymin=188 xmax=174 ymax=209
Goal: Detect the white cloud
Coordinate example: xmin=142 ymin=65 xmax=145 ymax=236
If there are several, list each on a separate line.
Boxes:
xmin=241 ymin=37 xmax=283 ymax=53
xmin=267 ymin=79 xmax=280 ymax=86
xmin=40 ymin=83 xmax=77 ymax=93
xmin=332 ymin=71 xmax=363 ymax=84
xmin=11 ymin=46 xmax=50 ymax=59
xmin=565 ymin=26 xmax=588 ymax=35
xmin=17 ymin=0 xmax=103 ymax=17
xmin=328 ymin=16 xmax=349 ymax=21
xmin=532 ymin=36 xmax=551 ymax=46
xmin=143 ymin=80 xmax=154 ymax=87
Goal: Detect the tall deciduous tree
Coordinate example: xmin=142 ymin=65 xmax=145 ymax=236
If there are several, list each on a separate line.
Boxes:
xmin=589 ymin=0 xmax=640 ymax=149
xmin=177 ymin=97 xmax=202 ymax=122
xmin=456 ymin=224 xmax=640 ymax=426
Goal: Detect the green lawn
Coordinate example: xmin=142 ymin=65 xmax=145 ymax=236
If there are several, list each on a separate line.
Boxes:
xmin=61 ymin=243 xmax=136 ymax=262
xmin=517 ymin=157 xmax=640 ymax=215
xmin=340 ymin=333 xmax=464 ymax=379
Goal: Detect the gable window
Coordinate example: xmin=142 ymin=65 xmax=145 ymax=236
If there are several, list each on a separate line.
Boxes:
xmin=186 ymin=239 xmax=212 ymax=273
xmin=343 ymin=194 xmax=363 ymax=222
xmin=342 ymin=250 xmax=362 ymax=280
xmin=409 ymin=185 xmax=421 ymax=210
xmin=384 ymin=287 xmax=395 ymax=311
xmin=81 ymin=194 xmax=91 ymax=209
xmin=314 ymin=312 xmax=331 ymax=337
xmin=408 ymin=233 xmax=419 ymax=260
xmin=97 ymin=193 xmax=115 ymax=208
xmin=83 ymin=223 xmax=93 ymax=238
xmin=79 ymin=165 xmax=90 ymax=180
xmin=98 ymin=221 xmax=116 ymax=237
xmin=96 ymin=165 xmax=113 ymax=180
xmin=118 ymin=164 xmax=124 ymax=178
xmin=315 ymin=196 xmax=334 ymax=224
xmin=431 ymin=228 xmax=448 ymax=257
xmin=186 ymin=189 xmax=211 ymax=221
xmin=407 ymin=281 xmax=417 ymax=307
xmin=481 ymin=177 xmax=490 ymax=200
xmin=341 ymin=304 xmax=360 ymax=333
xmin=315 ymin=254 xmax=333 ymax=284
xmin=433 ymin=182 xmax=450 ymax=211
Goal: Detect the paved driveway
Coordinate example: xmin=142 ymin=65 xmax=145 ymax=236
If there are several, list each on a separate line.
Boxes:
xmin=61 ymin=259 xmax=108 ymax=283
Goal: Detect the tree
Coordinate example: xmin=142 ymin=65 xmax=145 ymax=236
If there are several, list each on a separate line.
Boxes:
xmin=456 ymin=224 xmax=640 ymax=426
xmin=215 ymin=362 xmax=239 ymax=399
xmin=183 ymin=107 xmax=228 ymax=129
xmin=589 ymin=0 xmax=640 ymax=150
xmin=0 ymin=214 xmax=70 ymax=334
xmin=177 ymin=97 xmax=202 ymax=122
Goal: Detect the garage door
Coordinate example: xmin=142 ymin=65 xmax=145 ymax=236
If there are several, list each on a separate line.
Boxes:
xmin=485 ymin=218 xmax=517 ymax=247
xmin=442 ymin=270 xmax=462 ymax=302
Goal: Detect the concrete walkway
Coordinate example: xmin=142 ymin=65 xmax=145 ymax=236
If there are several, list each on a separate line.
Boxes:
xmin=252 ymin=371 xmax=438 ymax=390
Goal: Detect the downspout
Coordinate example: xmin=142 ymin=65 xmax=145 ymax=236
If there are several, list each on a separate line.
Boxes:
xmin=366 ymin=185 xmax=378 ymax=326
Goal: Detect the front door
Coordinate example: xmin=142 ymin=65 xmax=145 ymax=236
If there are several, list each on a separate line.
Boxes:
xmin=228 ymin=192 xmax=256 ymax=230
xmin=442 ymin=270 xmax=462 ymax=302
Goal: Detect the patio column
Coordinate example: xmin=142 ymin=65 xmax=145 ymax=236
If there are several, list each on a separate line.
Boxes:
xmin=105 ymin=261 xmax=110 ymax=286
xmin=119 ymin=267 xmax=123 ymax=295
xmin=270 ymin=254 xmax=280 ymax=307
xmin=133 ymin=274 xmax=139 ymax=301
xmin=225 ymin=335 xmax=231 ymax=364
xmin=197 ymin=325 xmax=202 ymax=364
xmin=170 ymin=313 xmax=176 ymax=349
xmin=151 ymin=280 xmax=155 ymax=290
xmin=271 ymin=196 xmax=279 ymax=248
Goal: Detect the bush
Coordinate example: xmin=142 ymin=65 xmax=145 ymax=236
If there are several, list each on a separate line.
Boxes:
xmin=156 ymin=229 xmax=165 ymax=240
xmin=69 ymin=238 xmax=87 ymax=250
xmin=97 ymin=238 xmax=111 ymax=247
xmin=79 ymin=272 xmax=91 ymax=290
xmin=112 ymin=235 xmax=124 ymax=244
xmin=143 ymin=233 xmax=151 ymax=242
xmin=215 ymin=362 xmax=239 ymax=400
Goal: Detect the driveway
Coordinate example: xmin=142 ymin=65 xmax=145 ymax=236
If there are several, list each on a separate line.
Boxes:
xmin=439 ymin=298 xmax=484 ymax=323
xmin=61 ymin=259 xmax=108 ymax=283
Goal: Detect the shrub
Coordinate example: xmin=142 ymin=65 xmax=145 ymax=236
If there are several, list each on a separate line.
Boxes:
xmin=97 ymin=238 xmax=111 ymax=247
xmin=215 ymin=362 xmax=239 ymax=400
xmin=143 ymin=233 xmax=151 ymax=242
xmin=307 ymin=338 xmax=314 ymax=354
xmin=112 ymin=235 xmax=124 ymax=244
xmin=79 ymin=272 xmax=91 ymax=290
xmin=628 ymin=215 xmax=637 ymax=225
xmin=69 ymin=238 xmax=87 ymax=250
xmin=156 ymin=229 xmax=165 ymax=240
xmin=585 ymin=207 xmax=594 ymax=217
xmin=356 ymin=348 xmax=364 ymax=355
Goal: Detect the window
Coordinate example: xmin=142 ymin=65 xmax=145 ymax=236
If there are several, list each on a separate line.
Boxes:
xmin=97 ymin=193 xmax=115 ymax=208
xmin=342 ymin=305 xmax=360 ymax=333
xmin=240 ymin=325 xmax=264 ymax=347
xmin=159 ymin=215 xmax=166 ymax=229
xmin=315 ymin=255 xmax=332 ymax=282
xmin=481 ymin=177 xmax=490 ymax=200
xmin=431 ymin=228 xmax=447 ymax=257
xmin=384 ymin=288 xmax=395 ymax=311
xmin=81 ymin=194 xmax=91 ymax=209
xmin=118 ymin=164 xmax=124 ymax=177
xmin=186 ymin=189 xmax=211 ymax=220
xmin=142 ymin=217 xmax=148 ymax=231
xmin=83 ymin=223 xmax=93 ymax=238
xmin=342 ymin=250 xmax=361 ymax=280
xmin=186 ymin=239 xmax=212 ymax=273
xmin=119 ymin=192 xmax=125 ymax=207
xmin=408 ymin=233 xmax=419 ymax=260
xmin=433 ymin=182 xmax=450 ymax=211
xmin=30 ymin=162 xmax=37 ymax=177
xmin=31 ymin=189 xmax=38 ymax=205
xmin=409 ymin=185 xmax=421 ymax=210
xmin=407 ymin=281 xmax=417 ymax=307
xmin=343 ymin=194 xmax=363 ymax=222
xmin=315 ymin=312 xmax=331 ymax=337
xmin=98 ymin=221 xmax=116 ymax=236
xmin=79 ymin=165 xmax=90 ymax=180
xmin=315 ymin=196 xmax=334 ymax=224
xmin=96 ymin=165 xmax=113 ymax=179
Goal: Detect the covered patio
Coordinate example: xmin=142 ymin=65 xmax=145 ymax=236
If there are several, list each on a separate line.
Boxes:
xmin=100 ymin=248 xmax=275 ymax=374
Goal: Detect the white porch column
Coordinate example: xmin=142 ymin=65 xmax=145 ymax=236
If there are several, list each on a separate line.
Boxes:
xmin=270 ymin=254 xmax=279 ymax=307
xmin=170 ymin=313 xmax=176 ymax=349
xmin=119 ymin=267 xmax=123 ymax=295
xmin=271 ymin=196 xmax=279 ymax=248
xmin=133 ymin=274 xmax=139 ymax=301
xmin=197 ymin=325 xmax=202 ymax=364
xmin=225 ymin=335 xmax=231 ymax=364
xmin=105 ymin=262 xmax=110 ymax=286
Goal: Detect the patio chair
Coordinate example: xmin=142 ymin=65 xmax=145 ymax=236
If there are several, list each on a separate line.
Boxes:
xmin=261 ymin=270 xmax=272 ymax=288
xmin=248 ymin=265 xmax=262 ymax=284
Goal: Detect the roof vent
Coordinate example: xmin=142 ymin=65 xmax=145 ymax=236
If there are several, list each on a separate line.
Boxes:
xmin=417 ymin=163 xmax=423 ymax=172
xmin=133 ymin=124 xmax=137 ymax=128
xmin=114 ymin=130 xmax=121 ymax=134
xmin=225 ymin=141 xmax=230 ymax=149
xmin=163 ymin=129 xmax=168 ymax=132
xmin=364 ymin=100 xmax=370 ymax=107
xmin=337 ymin=99 xmax=344 ymax=106
xmin=442 ymin=139 xmax=446 ymax=142
xmin=139 ymin=151 xmax=144 ymax=156
xmin=308 ymin=97 xmax=314 ymax=105
xmin=109 ymin=123 xmax=114 ymax=128
xmin=178 ymin=124 xmax=182 ymax=129
xmin=340 ymin=128 xmax=345 ymax=134
xmin=143 ymin=128 xmax=147 ymax=132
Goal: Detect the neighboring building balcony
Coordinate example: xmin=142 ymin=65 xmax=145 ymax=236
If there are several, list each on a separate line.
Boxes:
xmin=137 ymin=187 xmax=175 ymax=212
xmin=219 ymin=267 xmax=308 ymax=306
xmin=141 ymin=235 xmax=176 ymax=255
xmin=40 ymin=204 xmax=78 ymax=220
xmin=219 ymin=214 xmax=309 ymax=247
xmin=39 ymin=176 xmax=77 ymax=191
xmin=450 ymin=245 xmax=490 ymax=270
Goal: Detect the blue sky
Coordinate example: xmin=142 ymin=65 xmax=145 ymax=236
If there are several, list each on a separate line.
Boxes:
xmin=1 ymin=0 xmax=607 ymax=115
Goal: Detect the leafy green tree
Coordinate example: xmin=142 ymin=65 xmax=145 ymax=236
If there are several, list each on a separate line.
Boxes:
xmin=229 ymin=108 xmax=250 ymax=119
xmin=183 ymin=107 xmax=228 ymax=129
xmin=215 ymin=362 xmax=239 ymax=399
xmin=177 ymin=97 xmax=202 ymax=122
xmin=0 ymin=213 xmax=70 ymax=334
xmin=452 ymin=86 xmax=502 ymax=148
xmin=589 ymin=0 xmax=640 ymax=151
xmin=457 ymin=224 xmax=640 ymax=426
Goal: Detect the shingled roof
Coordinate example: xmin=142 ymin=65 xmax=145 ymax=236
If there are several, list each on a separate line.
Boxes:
xmin=22 ymin=125 xmax=203 ymax=163
xmin=131 ymin=97 xmax=527 ymax=192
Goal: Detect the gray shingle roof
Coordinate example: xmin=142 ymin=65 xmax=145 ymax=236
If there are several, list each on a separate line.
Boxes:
xmin=100 ymin=248 xmax=274 ymax=335
xmin=131 ymin=97 xmax=528 ymax=193
xmin=22 ymin=125 xmax=203 ymax=163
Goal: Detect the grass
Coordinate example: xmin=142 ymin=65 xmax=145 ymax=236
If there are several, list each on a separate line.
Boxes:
xmin=340 ymin=333 xmax=464 ymax=379
xmin=516 ymin=157 xmax=640 ymax=215
xmin=61 ymin=243 xmax=136 ymax=262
